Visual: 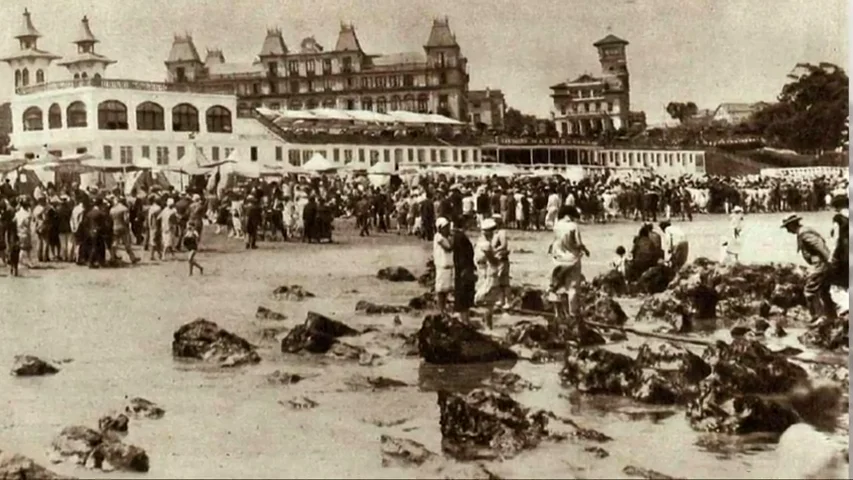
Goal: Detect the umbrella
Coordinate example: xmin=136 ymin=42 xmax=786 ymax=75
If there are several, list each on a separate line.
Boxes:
xmin=368 ymin=161 xmax=397 ymax=175
xmin=301 ymin=152 xmax=338 ymax=172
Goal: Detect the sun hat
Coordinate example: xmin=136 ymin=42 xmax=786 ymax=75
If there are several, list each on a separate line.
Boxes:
xmin=732 ymin=206 xmax=744 ymax=213
xmin=780 ymin=214 xmax=802 ymax=228
xmin=481 ymin=218 xmax=497 ymax=231
xmin=435 ymin=217 xmax=450 ymax=229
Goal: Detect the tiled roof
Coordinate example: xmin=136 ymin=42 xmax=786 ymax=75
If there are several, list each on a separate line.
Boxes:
xmin=167 ymin=35 xmax=201 ymax=63
xmin=205 ymin=49 xmax=225 ymax=65
xmin=259 ymin=29 xmax=287 ymax=56
xmin=15 ymin=9 xmax=41 ymax=39
xmin=425 ymin=17 xmax=458 ymax=48
xmin=0 ymin=49 xmax=61 ymax=62
xmin=74 ymin=16 xmax=98 ymax=44
xmin=335 ymin=23 xmax=362 ymax=52
xmin=593 ymin=34 xmax=629 ymax=47
xmin=57 ymin=52 xmax=115 ymax=66
xmin=372 ymin=51 xmax=426 ymax=66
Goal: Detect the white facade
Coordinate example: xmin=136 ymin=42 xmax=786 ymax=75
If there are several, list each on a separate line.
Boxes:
xmin=759 ymin=167 xmax=848 ymax=180
xmin=596 ymin=149 xmax=706 ymax=177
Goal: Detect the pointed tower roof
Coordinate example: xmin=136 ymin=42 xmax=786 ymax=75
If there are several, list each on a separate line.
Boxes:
xmin=258 ymin=28 xmax=287 ymax=57
xmin=425 ymin=17 xmax=458 ymax=48
xmin=205 ymin=48 xmax=225 ymax=66
xmin=334 ymin=23 xmax=362 ymax=52
xmin=166 ymin=34 xmax=202 ymax=63
xmin=15 ymin=9 xmax=41 ymax=40
xmin=593 ymin=34 xmax=629 ymax=47
xmin=74 ymin=16 xmax=98 ymax=44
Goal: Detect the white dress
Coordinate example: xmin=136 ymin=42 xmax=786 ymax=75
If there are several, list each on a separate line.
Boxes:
xmin=433 ymin=232 xmax=454 ymax=293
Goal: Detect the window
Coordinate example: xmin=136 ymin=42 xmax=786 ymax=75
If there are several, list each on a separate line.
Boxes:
xmin=607 ymin=102 xmax=613 ymax=112
xmin=175 ymin=67 xmax=186 ymax=82
xmin=344 ymin=149 xmax=353 ymax=164
xmin=211 ymin=146 xmax=220 ymax=161
xmin=376 ymin=97 xmax=387 ymax=113
xmin=417 ymin=95 xmax=428 ymax=113
xmin=120 ymin=146 xmax=133 ymax=165
xmin=333 ymin=148 xmax=340 ymax=163
xmin=270 ymin=82 xmax=278 ymax=94
xmin=390 ymin=96 xmax=400 ymax=111
xmin=306 ymin=61 xmax=315 ymax=75
xmin=453 ymin=150 xmax=459 ymax=162
xmin=14 ymin=70 xmax=20 ymax=88
xmin=252 ymin=83 xmax=261 ymax=95
xmin=224 ymin=147 xmax=234 ymax=159
xmin=268 ymin=62 xmax=278 ymax=76
xmin=76 ymin=147 xmax=88 ymax=154
xmin=172 ymin=104 xmax=199 ymax=132
xmin=21 ymin=68 xmax=29 ymax=86
xmin=403 ymin=75 xmax=414 ymax=87
xmin=288 ymin=61 xmax=299 ymax=75
xmin=394 ymin=148 xmax=403 ymax=164
xmin=22 ymin=107 xmax=43 ymax=131
xmin=103 ymin=145 xmax=113 ymax=160
xmin=275 ymin=146 xmax=283 ymax=161
xmin=35 ymin=69 xmax=44 ymax=84
xmin=440 ymin=150 xmax=448 ymax=163
xmin=323 ymin=59 xmax=332 ymax=74
xmin=98 ymin=101 xmax=128 ymax=130
xmin=81 ymin=72 xmax=88 ymax=79
xmin=369 ymin=150 xmax=380 ymax=166
xmin=404 ymin=95 xmax=415 ymax=111
xmin=430 ymin=149 xmax=437 ymax=163
xmin=461 ymin=150 xmax=468 ymax=163
xmin=407 ymin=148 xmax=414 ymax=162
xmin=156 ymin=146 xmax=169 ymax=165
xmin=358 ymin=148 xmax=365 ymax=163
xmin=361 ymin=77 xmax=370 ymax=89
xmin=473 ymin=150 xmax=479 ymax=163
xmin=438 ymin=52 xmax=446 ymax=67
xmin=473 ymin=113 xmax=481 ymax=124
xmin=141 ymin=146 xmax=150 ymax=160
xmin=376 ymin=77 xmax=386 ymax=88
xmin=438 ymin=72 xmax=447 ymax=85
xmin=389 ymin=76 xmax=398 ymax=88
xmin=439 ymin=94 xmax=449 ymax=111
xmin=177 ymin=146 xmax=185 ymax=161
xmin=206 ymin=106 xmax=232 ymax=133
xmin=383 ymin=150 xmax=391 ymax=163
xmin=45 ymin=103 xmax=62 ymax=129
xmin=346 ymin=78 xmax=354 ymax=89
xmin=290 ymin=80 xmax=300 ymax=94
xmin=302 ymin=150 xmax=312 ymax=163
xmin=342 ymin=57 xmax=352 ymax=73
xmin=346 ymin=99 xmax=355 ymax=110
xmin=270 ymin=102 xmax=281 ymax=110
xmin=306 ymin=99 xmax=318 ymax=109
xmin=362 ymin=97 xmax=373 ymax=111
xmin=250 ymin=146 xmax=258 ymax=162
xmin=136 ymin=102 xmax=164 ymax=131
xmin=288 ymin=149 xmax=300 ymax=166
xmin=417 ymin=149 xmax=426 ymax=163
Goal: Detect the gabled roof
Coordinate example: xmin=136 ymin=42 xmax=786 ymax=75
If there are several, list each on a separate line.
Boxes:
xmin=166 ymin=34 xmax=201 ymax=63
xmin=335 ymin=23 xmax=362 ymax=52
xmin=259 ymin=28 xmax=287 ymax=57
xmin=425 ymin=17 xmax=458 ymax=48
xmin=593 ymin=34 xmax=629 ymax=47
xmin=372 ymin=51 xmax=426 ymax=66
xmin=15 ymin=9 xmax=41 ymax=39
xmin=568 ymin=73 xmax=602 ymax=84
xmin=74 ymin=16 xmax=98 ymax=44
xmin=57 ymin=52 xmax=115 ymax=66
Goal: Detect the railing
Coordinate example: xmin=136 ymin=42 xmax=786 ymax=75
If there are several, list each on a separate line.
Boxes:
xmin=15 ymin=78 xmax=236 ymax=95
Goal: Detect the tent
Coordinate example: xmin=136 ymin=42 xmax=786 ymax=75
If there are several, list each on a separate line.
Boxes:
xmin=124 ymin=169 xmax=171 ymax=196
xmin=2 ymin=168 xmax=44 ymax=196
xmin=368 ymin=161 xmax=397 ymax=175
xmin=301 ymin=152 xmax=338 ymax=172
xmin=132 ymin=157 xmax=158 ymax=170
xmin=0 ymin=155 xmax=27 ymax=175
xmin=387 ymin=110 xmax=429 ymax=124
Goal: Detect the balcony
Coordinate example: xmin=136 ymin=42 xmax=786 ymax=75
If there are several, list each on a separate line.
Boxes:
xmin=15 ymin=78 xmax=236 ymax=96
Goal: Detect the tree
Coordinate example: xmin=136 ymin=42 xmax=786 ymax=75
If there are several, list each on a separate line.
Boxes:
xmin=752 ymin=63 xmax=848 ymax=153
xmin=666 ymin=102 xmax=699 ymax=123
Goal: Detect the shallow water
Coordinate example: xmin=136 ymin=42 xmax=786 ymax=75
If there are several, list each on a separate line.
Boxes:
xmin=0 ymin=212 xmax=846 ymax=479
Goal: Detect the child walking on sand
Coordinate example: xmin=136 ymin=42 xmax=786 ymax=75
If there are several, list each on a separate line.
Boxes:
xmin=183 ymin=225 xmax=204 ymax=276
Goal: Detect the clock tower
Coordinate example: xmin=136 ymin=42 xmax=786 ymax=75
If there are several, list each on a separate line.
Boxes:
xmin=594 ymin=34 xmax=630 ymax=129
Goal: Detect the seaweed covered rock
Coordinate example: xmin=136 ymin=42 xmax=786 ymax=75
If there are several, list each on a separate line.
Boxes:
xmin=509 ymin=287 xmax=549 ymax=313
xmin=633 ymin=265 xmax=675 ymax=295
xmin=438 ymin=389 xmax=554 ymax=460
xmin=354 ymin=300 xmax=411 ymax=315
xmin=379 ymin=435 xmax=436 ymax=468
xmin=686 ymin=339 xmax=809 ymax=434
xmin=418 ymin=314 xmax=517 ymax=364
xmin=635 ymin=291 xmax=691 ymax=332
xmin=11 ymin=355 xmax=60 ymax=376
xmin=408 ymin=292 xmax=435 ymax=311
xmin=0 ymin=450 xmax=72 ymax=479
xmin=505 ymin=321 xmax=556 ymax=349
xmin=50 ymin=425 xmax=149 ymax=473
xmin=124 ymin=397 xmax=165 ymax=420
xmin=377 ymin=266 xmax=416 ymax=282
xmin=280 ymin=312 xmax=359 ymax=354
xmin=272 ymin=285 xmax=315 ymax=301
xmin=591 ymin=269 xmax=628 ymax=297
xmin=255 ymin=306 xmax=287 ymax=321
xmin=583 ymin=294 xmax=628 ymax=326
xmin=560 ymin=347 xmax=639 ymax=395
xmin=799 ymin=314 xmax=849 ymax=351
xmin=631 ymin=343 xmax=711 ymax=404
xmin=171 ymin=319 xmax=261 ymax=368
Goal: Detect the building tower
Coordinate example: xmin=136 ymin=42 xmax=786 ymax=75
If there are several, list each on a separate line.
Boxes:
xmin=57 ymin=16 xmax=116 ymax=81
xmin=165 ymin=34 xmax=204 ymax=83
xmin=258 ymin=29 xmax=287 ymax=78
xmin=334 ymin=23 xmax=362 ymax=52
xmin=423 ymin=17 xmax=468 ymax=118
xmin=594 ymin=34 xmax=630 ymax=128
xmin=0 ymin=9 xmax=61 ymax=92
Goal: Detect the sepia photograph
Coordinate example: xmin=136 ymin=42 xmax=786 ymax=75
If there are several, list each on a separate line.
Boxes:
xmin=0 ymin=0 xmax=848 ymax=478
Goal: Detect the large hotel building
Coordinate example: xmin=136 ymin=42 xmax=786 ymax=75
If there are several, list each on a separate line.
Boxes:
xmin=164 ymin=17 xmax=470 ymax=120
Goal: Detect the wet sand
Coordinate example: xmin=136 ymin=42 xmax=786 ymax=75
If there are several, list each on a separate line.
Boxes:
xmin=0 ymin=212 xmax=845 ymax=479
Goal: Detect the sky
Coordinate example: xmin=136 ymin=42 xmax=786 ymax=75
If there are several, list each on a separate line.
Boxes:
xmin=0 ymin=0 xmax=847 ymax=125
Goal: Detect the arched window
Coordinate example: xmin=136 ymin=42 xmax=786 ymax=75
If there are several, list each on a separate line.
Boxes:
xmin=205 ymin=106 xmax=232 ymax=133
xmin=376 ymin=97 xmax=387 ymax=113
xmin=93 ymin=73 xmax=101 ymax=81
xmin=417 ymin=95 xmax=429 ymax=113
xmin=21 ymin=68 xmax=29 ymax=86
xmin=22 ymin=106 xmax=43 ymax=131
xmin=67 ymin=101 xmax=87 ymax=128
xmin=48 ymin=103 xmax=62 ymax=129
xmin=361 ymin=97 xmax=373 ymax=111
xmin=98 ymin=100 xmax=128 ymax=130
xmin=306 ymin=99 xmax=318 ymax=109
xmin=73 ymin=73 xmax=80 ymax=80
xmin=14 ymin=70 xmax=21 ymax=88
xmin=288 ymin=100 xmax=301 ymax=110
xmin=322 ymin=99 xmax=336 ymax=109
xmin=136 ymin=102 xmax=164 ymax=131
xmin=92 ymin=73 xmax=102 ymax=85
xmin=81 ymin=72 xmax=88 ymax=79
xmin=403 ymin=94 xmax=415 ymax=111
xmin=35 ymin=69 xmax=44 ymax=84
xmin=171 ymin=103 xmax=199 ymax=132
xmin=390 ymin=95 xmax=400 ymax=111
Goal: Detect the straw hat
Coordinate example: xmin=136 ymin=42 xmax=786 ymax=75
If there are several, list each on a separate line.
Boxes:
xmin=780 ymin=214 xmax=802 ymax=228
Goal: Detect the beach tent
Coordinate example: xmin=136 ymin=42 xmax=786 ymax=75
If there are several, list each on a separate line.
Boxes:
xmin=2 ymin=168 xmax=44 ymax=196
xmin=301 ymin=152 xmax=338 ymax=172
xmin=124 ymin=169 xmax=171 ymax=196
xmin=132 ymin=157 xmax=158 ymax=171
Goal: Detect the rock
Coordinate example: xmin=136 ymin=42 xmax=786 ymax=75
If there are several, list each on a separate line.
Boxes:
xmin=87 ymin=441 xmax=149 ymax=473
xmin=280 ymin=396 xmax=318 ymax=410
xmin=636 ymin=292 xmax=691 ymax=333
xmin=327 ymin=341 xmax=368 ymax=361
xmin=560 ymin=347 xmax=639 ymax=395
xmin=266 ymin=371 xmax=306 ymax=385
xmin=630 ymin=369 xmax=683 ymax=404
xmin=124 ymin=397 xmax=165 ymax=420
xmin=511 ymin=287 xmax=548 ymax=313
xmin=393 ymin=315 xmax=402 ymax=326
xmin=770 ymin=283 xmax=806 ymax=311
xmin=799 ymin=314 xmax=849 ymax=351
xmin=635 ymin=342 xmax=711 ymax=385
xmin=11 ymin=355 xmax=59 ymax=376
xmin=258 ymin=327 xmax=288 ymax=341
xmin=272 ymin=285 xmax=315 ymax=301
xmin=172 ymin=319 xmax=261 ymax=368
xmin=584 ymin=446 xmax=610 ymax=458
xmin=50 ymin=426 xmax=104 ymax=466
xmin=551 ymin=415 xmax=613 ymax=443
xmin=0 ymin=450 xmax=72 ymax=479
xmin=633 ymin=265 xmax=674 ymax=295
xmin=512 ymin=248 xmax=534 ymax=254
xmin=671 ymin=272 xmax=719 ymax=320
xmin=355 ymin=300 xmax=411 ymax=315
xmin=280 ymin=312 xmax=358 ymax=354
xmin=567 ymin=322 xmax=607 ymax=347
xmin=623 ymin=465 xmax=679 ymax=479
xmin=417 ymin=260 xmax=436 ymax=288
xmin=380 ymin=435 xmax=436 ymax=468
xmin=377 ymin=266 xmax=416 ymax=282
xmin=438 ymin=389 xmax=554 ymax=460
xmin=701 ymin=339 xmax=808 ymax=394
xmin=582 ymin=294 xmax=627 ymax=326
xmin=97 ymin=414 xmax=129 ymax=437
xmin=483 ymin=370 xmax=540 ymax=393
xmin=592 ymin=269 xmax=628 ymax=297
xmin=256 ymin=306 xmax=287 ymax=321
xmin=609 ymin=331 xmax=628 ymax=342
xmin=505 ymin=321 xmax=558 ymax=349
xmin=345 ymin=375 xmax=408 ymax=391
xmin=730 ymin=316 xmax=774 ymax=338
xmin=418 ymin=314 xmax=518 ymax=364
xmin=408 ymin=292 xmax=436 ymax=310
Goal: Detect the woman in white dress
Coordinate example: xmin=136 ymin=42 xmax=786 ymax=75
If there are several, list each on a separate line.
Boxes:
xmin=726 ymin=205 xmax=745 ymax=263
xmin=432 ymin=217 xmax=454 ymax=314
xmin=474 ymin=219 xmax=501 ymax=329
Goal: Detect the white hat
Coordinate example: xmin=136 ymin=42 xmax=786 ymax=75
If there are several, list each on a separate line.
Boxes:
xmin=192 ymin=194 xmax=201 ymax=201
xmin=435 ymin=217 xmax=450 ymax=229
xmin=732 ymin=206 xmax=743 ymax=213
xmin=166 ymin=198 xmax=175 ymax=207
xmin=481 ymin=218 xmax=497 ymax=231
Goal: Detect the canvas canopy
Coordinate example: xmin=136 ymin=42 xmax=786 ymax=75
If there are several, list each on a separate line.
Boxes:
xmin=301 ymin=153 xmax=337 ymax=172
xmin=260 ymin=107 xmax=461 ymax=126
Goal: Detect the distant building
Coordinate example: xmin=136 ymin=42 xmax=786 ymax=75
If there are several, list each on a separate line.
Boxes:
xmin=466 ymin=88 xmax=505 ymax=129
xmin=550 ymin=34 xmax=641 ymax=136
xmin=163 ymin=17 xmax=470 ymax=120
xmin=711 ymin=102 xmax=764 ymax=125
